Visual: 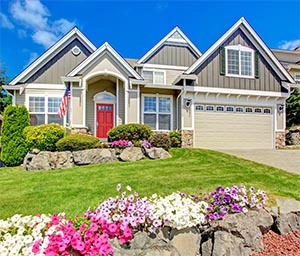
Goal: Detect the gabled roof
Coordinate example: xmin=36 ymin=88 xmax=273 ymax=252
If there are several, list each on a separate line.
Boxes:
xmin=68 ymin=42 xmax=143 ymax=80
xmin=10 ymin=27 xmax=96 ymax=85
xmin=185 ymin=17 xmax=295 ymax=84
xmin=137 ymin=26 xmax=202 ymax=64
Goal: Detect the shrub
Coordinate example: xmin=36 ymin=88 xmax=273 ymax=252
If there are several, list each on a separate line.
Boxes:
xmin=56 ymin=134 xmax=99 ymax=151
xmin=169 ymin=130 xmax=182 ymax=148
xmin=24 ymin=123 xmax=64 ymax=151
xmin=108 ymin=124 xmax=153 ymax=142
xmin=1 ymin=105 xmax=30 ymax=166
xmin=94 ymin=141 xmax=109 ymax=148
xmin=150 ymin=132 xmax=171 ymax=151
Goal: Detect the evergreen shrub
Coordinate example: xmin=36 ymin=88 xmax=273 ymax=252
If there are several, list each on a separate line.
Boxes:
xmin=107 ymin=124 xmax=153 ymax=142
xmin=1 ymin=105 xmax=30 ymax=166
xmin=56 ymin=134 xmax=99 ymax=151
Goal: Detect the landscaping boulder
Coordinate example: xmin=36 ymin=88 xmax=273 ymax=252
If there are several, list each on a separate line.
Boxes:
xmin=200 ymin=209 xmax=273 ymax=256
xmin=23 ymin=151 xmax=74 ymax=171
xmin=119 ymin=147 xmax=145 ymax=162
xmin=73 ymin=148 xmax=116 ymax=165
xmin=286 ymin=128 xmax=300 ymax=145
xmin=144 ymin=147 xmax=172 ymax=160
xmin=273 ymin=199 xmax=300 ymax=235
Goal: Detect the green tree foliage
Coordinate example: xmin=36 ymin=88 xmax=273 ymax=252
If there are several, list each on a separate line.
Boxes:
xmin=286 ymin=88 xmax=300 ymax=128
xmin=1 ymin=105 xmax=30 ymax=166
xmin=24 ymin=124 xmax=65 ymax=151
xmin=0 ymin=63 xmax=12 ymax=113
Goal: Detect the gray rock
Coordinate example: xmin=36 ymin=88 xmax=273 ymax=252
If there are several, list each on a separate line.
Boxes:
xmin=274 ymin=212 xmax=300 ymax=235
xmin=119 ymin=147 xmax=145 ymax=162
xmin=23 ymin=151 xmax=74 ymax=171
xmin=32 ymin=148 xmax=40 ymax=154
xmin=145 ymin=147 xmax=172 ymax=160
xmin=276 ymin=198 xmax=300 ymax=214
xmin=73 ymin=148 xmax=116 ymax=165
xmin=286 ymin=129 xmax=300 ymax=145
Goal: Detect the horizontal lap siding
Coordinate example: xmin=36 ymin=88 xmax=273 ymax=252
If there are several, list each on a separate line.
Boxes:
xmin=194 ymin=112 xmax=273 ymax=149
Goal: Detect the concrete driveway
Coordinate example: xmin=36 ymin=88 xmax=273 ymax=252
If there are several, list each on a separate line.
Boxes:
xmin=219 ymin=149 xmax=300 ymax=175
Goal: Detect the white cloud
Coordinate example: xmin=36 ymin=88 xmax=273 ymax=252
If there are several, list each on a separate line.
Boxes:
xmin=278 ymin=39 xmax=300 ymax=50
xmin=9 ymin=0 xmax=75 ymax=49
xmin=0 ymin=13 xmax=14 ymax=29
xmin=32 ymin=30 xmax=58 ymax=48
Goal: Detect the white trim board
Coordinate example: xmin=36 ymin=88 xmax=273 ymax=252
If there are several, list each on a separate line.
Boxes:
xmin=10 ymin=27 xmax=96 ymax=85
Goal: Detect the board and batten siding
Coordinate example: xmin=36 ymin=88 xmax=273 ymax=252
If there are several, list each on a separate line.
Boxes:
xmin=195 ymin=29 xmax=283 ymax=92
xmin=15 ymin=93 xmax=25 ymax=106
xmin=86 ymin=80 xmax=116 ymax=135
xmin=26 ymin=39 xmax=91 ymax=84
xmin=71 ymin=89 xmax=84 ymax=126
xmin=117 ymin=81 xmax=125 ymax=126
xmin=147 ymin=45 xmax=198 ymax=67
xmin=127 ymin=91 xmax=138 ymax=123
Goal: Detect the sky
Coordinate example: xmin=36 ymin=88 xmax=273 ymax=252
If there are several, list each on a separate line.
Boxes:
xmin=0 ymin=0 xmax=299 ymax=82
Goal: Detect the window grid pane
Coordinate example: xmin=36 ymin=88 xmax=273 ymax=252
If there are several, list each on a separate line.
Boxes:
xmin=144 ymin=97 xmax=156 ymax=112
xmin=29 ymin=97 xmax=45 ymax=112
xmin=159 ymin=97 xmax=171 ymax=113
xmin=158 ymin=114 xmax=171 ymax=130
xmin=227 ymin=49 xmax=239 ymax=75
xmin=142 ymin=71 xmax=153 ymax=83
xmin=48 ymin=97 xmax=61 ymax=113
xmin=144 ymin=114 xmax=156 ymax=130
xmin=154 ymin=71 xmax=164 ymax=84
xmin=241 ymin=51 xmax=252 ymax=76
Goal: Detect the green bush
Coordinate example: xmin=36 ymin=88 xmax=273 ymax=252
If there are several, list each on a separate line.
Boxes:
xmin=107 ymin=123 xmax=153 ymax=142
xmin=169 ymin=130 xmax=182 ymax=148
xmin=24 ymin=123 xmax=64 ymax=151
xmin=94 ymin=141 xmax=109 ymax=148
xmin=1 ymin=105 xmax=30 ymax=166
xmin=56 ymin=134 xmax=99 ymax=151
xmin=150 ymin=132 xmax=171 ymax=151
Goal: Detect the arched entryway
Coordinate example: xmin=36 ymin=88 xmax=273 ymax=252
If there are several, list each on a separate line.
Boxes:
xmin=93 ymin=91 xmax=115 ymax=138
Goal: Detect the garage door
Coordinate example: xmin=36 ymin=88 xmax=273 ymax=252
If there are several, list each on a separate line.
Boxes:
xmin=194 ymin=105 xmax=274 ymax=149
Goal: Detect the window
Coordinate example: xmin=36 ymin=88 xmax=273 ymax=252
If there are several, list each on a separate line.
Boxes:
xmin=29 ymin=96 xmax=63 ymax=126
xmin=195 ymin=105 xmax=204 ymax=111
xmin=143 ymin=95 xmax=171 ymax=130
xmin=294 ymin=74 xmax=300 ymax=84
xmin=206 ymin=105 xmax=214 ymax=111
xmin=226 ymin=45 xmax=254 ymax=77
xmin=235 ymin=107 xmax=244 ymax=113
xmin=226 ymin=106 xmax=234 ymax=112
xmin=142 ymin=70 xmax=165 ymax=84
xmin=254 ymin=108 xmax=262 ymax=113
xmin=263 ymin=108 xmax=271 ymax=114
xmin=245 ymin=107 xmax=253 ymax=113
xmin=216 ymin=106 xmax=224 ymax=112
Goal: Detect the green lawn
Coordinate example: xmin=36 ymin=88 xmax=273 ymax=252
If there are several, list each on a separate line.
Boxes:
xmin=0 ymin=148 xmax=299 ymax=219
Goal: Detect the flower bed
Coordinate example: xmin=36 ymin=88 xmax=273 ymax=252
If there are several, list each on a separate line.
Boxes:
xmin=0 ymin=185 xmax=267 ymax=255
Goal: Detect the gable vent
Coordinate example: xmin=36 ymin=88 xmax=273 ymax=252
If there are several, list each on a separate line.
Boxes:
xmin=71 ymin=46 xmax=81 ymax=56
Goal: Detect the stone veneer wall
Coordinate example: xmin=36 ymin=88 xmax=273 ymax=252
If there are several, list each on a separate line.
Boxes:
xmin=71 ymin=127 xmax=90 ymax=135
xmin=275 ymin=132 xmax=286 ymax=149
xmin=181 ymin=130 xmax=193 ymax=148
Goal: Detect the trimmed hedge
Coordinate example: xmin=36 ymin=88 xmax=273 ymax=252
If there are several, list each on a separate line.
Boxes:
xmin=169 ymin=130 xmax=182 ymax=148
xmin=107 ymin=124 xmax=153 ymax=142
xmin=56 ymin=134 xmax=99 ymax=151
xmin=24 ymin=124 xmax=65 ymax=152
xmin=1 ymin=105 xmax=30 ymax=166
xmin=150 ymin=132 xmax=171 ymax=151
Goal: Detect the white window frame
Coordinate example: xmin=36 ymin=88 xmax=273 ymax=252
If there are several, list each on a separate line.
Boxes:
xmin=195 ymin=105 xmax=204 ymax=111
xmin=216 ymin=105 xmax=225 ymax=112
xmin=142 ymin=69 xmax=166 ymax=85
xmin=263 ymin=108 xmax=271 ymax=114
xmin=235 ymin=106 xmax=244 ymax=113
xmin=245 ymin=107 xmax=253 ymax=113
xmin=226 ymin=106 xmax=234 ymax=112
xmin=142 ymin=94 xmax=173 ymax=131
xmin=205 ymin=105 xmax=214 ymax=111
xmin=26 ymin=94 xmax=64 ymax=125
xmin=254 ymin=107 xmax=262 ymax=113
xmin=225 ymin=45 xmax=255 ymax=78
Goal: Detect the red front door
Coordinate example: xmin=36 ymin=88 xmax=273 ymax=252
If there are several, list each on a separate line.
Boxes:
xmin=96 ymin=103 xmax=114 ymax=138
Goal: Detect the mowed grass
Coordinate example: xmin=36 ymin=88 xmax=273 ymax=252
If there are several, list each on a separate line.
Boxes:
xmin=0 ymin=148 xmax=299 ymax=219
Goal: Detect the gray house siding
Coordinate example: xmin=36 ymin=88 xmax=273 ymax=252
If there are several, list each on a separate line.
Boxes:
xmin=147 ymin=45 xmax=198 ymax=66
xmin=195 ymin=29 xmax=283 ymax=92
xmin=118 ymin=81 xmax=125 ymax=126
xmin=26 ymin=39 xmax=92 ymax=84
xmin=15 ymin=93 xmax=25 ymax=106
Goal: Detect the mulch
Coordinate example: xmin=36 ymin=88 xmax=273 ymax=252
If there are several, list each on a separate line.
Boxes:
xmin=251 ymin=230 xmax=300 ymax=256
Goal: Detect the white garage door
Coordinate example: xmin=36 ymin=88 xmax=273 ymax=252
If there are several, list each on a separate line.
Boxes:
xmin=194 ymin=105 xmax=274 ymax=149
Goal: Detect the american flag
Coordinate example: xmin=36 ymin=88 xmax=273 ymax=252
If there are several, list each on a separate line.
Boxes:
xmin=58 ymin=83 xmax=71 ymax=118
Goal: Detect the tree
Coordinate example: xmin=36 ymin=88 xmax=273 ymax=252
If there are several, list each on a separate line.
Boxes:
xmin=286 ymin=88 xmax=300 ymax=128
xmin=0 ymin=63 xmax=12 ymax=113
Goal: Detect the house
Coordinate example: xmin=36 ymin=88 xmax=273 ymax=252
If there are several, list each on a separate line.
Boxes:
xmin=272 ymin=47 xmax=300 ymax=84
xmin=3 ymin=17 xmax=297 ymax=149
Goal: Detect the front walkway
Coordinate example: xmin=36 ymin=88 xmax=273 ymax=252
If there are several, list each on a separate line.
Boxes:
xmin=219 ymin=149 xmax=300 ymax=175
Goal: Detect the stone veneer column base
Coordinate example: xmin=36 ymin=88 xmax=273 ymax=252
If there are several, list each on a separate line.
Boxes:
xmin=181 ymin=130 xmax=194 ymax=148
xmin=275 ymin=131 xmax=286 ymax=149
xmin=71 ymin=127 xmax=91 ymax=135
